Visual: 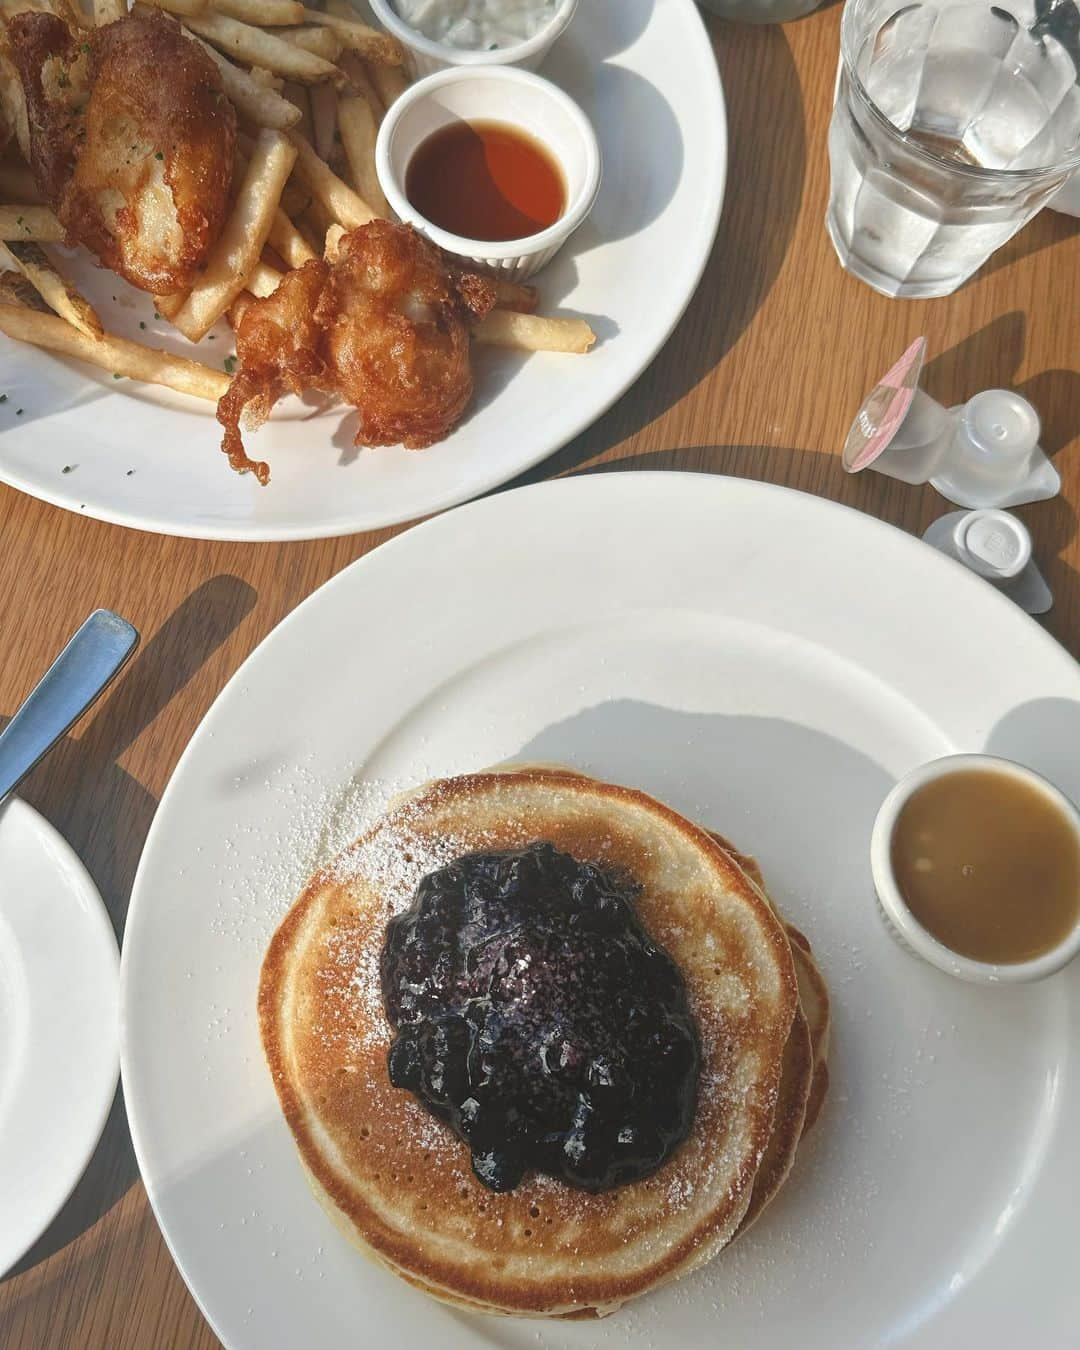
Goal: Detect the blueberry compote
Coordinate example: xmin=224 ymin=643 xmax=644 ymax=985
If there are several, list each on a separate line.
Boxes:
xmin=380 ymin=842 xmax=700 ymax=1193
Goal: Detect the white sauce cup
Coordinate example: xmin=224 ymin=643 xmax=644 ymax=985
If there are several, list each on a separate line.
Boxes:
xmin=376 ymin=65 xmax=601 ymax=282
xmin=871 ymin=753 xmax=1080 ymax=985
xmin=367 ymin=0 xmax=579 ymax=78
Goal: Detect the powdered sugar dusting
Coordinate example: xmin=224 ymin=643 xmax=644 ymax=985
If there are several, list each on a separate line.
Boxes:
xmin=210 ymin=758 xmax=425 ymax=952
xmin=266 ymin=770 xmax=802 ymax=1278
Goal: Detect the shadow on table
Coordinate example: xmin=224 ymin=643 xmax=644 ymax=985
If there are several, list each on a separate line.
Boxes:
xmin=545 ymin=439 xmax=941 ymax=520
xmin=972 ymin=205 xmax=1080 ymax=282
xmin=1 ymin=574 xmax=257 ymax=1281
xmin=923 ymin=310 xmax=1080 ymax=457
xmin=511 ymin=21 xmax=806 ymax=479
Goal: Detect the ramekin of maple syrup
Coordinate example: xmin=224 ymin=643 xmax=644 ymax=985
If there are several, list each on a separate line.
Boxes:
xmin=872 ymin=755 xmax=1080 ymax=984
xmin=376 ymin=65 xmax=601 ymax=282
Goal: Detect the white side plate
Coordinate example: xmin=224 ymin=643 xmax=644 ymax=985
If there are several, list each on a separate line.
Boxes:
xmin=0 ymin=797 xmax=119 ymax=1276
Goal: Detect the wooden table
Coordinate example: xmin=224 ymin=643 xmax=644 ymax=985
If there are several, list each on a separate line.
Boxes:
xmin=1 ymin=6 xmax=1077 ymax=1346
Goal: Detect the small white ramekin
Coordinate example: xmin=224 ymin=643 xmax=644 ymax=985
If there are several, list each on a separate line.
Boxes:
xmin=368 ymin=0 xmax=579 ymax=78
xmin=375 ymin=65 xmax=601 ymax=283
xmin=871 ymin=754 xmax=1080 ymax=984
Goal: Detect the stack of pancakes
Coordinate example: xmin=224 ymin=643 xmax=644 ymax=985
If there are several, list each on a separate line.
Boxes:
xmin=260 ymin=766 xmax=830 ymax=1317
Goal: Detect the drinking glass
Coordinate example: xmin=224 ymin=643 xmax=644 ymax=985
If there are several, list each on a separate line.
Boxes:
xmin=826 ymin=0 xmax=1080 ymax=297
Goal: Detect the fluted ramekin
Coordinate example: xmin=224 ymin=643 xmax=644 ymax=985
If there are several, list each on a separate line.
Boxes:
xmin=871 ymin=754 xmax=1080 ymax=985
xmin=376 ymin=64 xmax=601 ymax=283
xmin=368 ymin=0 xmax=578 ymax=78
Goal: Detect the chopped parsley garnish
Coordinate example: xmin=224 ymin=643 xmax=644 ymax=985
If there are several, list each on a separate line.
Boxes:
xmin=155 ymin=151 xmax=164 ymax=161
xmin=0 ymin=394 xmax=7 ymax=403
xmin=223 ymin=355 xmax=237 ymax=374
xmin=139 ymin=321 xmax=146 ymax=329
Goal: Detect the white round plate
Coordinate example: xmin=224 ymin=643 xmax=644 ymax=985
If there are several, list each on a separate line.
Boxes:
xmin=122 ymin=474 xmax=1080 ymax=1348
xmin=0 ymin=3 xmax=724 ymax=541
xmin=0 ymin=797 xmax=119 ymax=1276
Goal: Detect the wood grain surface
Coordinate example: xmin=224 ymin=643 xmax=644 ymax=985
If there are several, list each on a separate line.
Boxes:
xmin=1 ymin=6 xmax=1077 ymax=1347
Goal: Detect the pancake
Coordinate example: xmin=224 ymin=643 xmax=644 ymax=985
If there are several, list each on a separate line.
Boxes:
xmin=708 ymin=832 xmax=830 ymax=1235
xmin=487 ymin=778 xmax=829 ymax=1230
xmin=787 ymin=923 xmax=831 ymax=1131
xmin=709 ymin=835 xmax=829 ymax=1124
xmin=260 ymin=769 xmax=800 ymax=1316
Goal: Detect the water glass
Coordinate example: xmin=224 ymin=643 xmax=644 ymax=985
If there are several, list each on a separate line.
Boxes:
xmin=826 ymin=0 xmax=1080 ymax=297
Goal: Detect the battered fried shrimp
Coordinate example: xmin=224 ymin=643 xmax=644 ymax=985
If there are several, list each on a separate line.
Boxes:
xmin=217 ymin=220 xmax=497 ymax=485
xmin=8 ymin=9 xmax=236 ymax=293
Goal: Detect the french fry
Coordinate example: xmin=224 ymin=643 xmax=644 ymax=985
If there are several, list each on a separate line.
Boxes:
xmin=338 ymin=94 xmax=387 ymax=217
xmin=0 ymin=302 xmax=231 ymax=399
xmin=136 ymin=0 xmax=208 ymax=17
xmin=185 ymin=29 xmax=301 ymax=129
xmin=367 ymin=59 xmax=409 ymax=110
xmin=249 ymin=66 xmax=284 ymax=92
xmin=280 ymin=80 xmax=313 ymax=142
xmin=154 ymin=292 xmax=186 ymax=320
xmin=0 ymin=268 xmax=49 ymax=310
xmin=211 ymin=0 xmax=302 ymax=22
xmin=310 ymin=81 xmax=337 ymax=162
xmin=0 ymin=239 xmax=102 ymax=336
xmin=268 ymin=206 xmax=316 ymax=266
xmin=0 ymin=54 xmax=31 ymax=160
xmin=279 ymin=174 xmax=312 ymax=219
xmin=172 ymin=127 xmax=296 ymax=342
xmin=0 ymin=159 xmax=43 ymax=204
xmin=474 ymin=310 xmax=596 ymax=355
xmin=92 ymin=0 xmax=125 ymax=23
xmin=294 ymin=205 xmax=324 ymax=254
xmin=279 ymin=26 xmax=342 ymax=61
xmin=287 ymin=128 xmax=374 ymax=229
xmin=245 ymin=259 xmax=283 ymax=297
xmin=0 ymin=204 xmax=63 ymax=241
xmin=227 ymin=289 xmax=253 ymax=329
xmin=323 ymin=221 xmax=344 ymax=260
xmin=59 ymin=0 xmax=93 ymax=27
xmin=186 ymin=12 xmax=344 ymax=85
xmin=0 ymin=0 xmax=80 ymax=23
xmin=493 ymin=279 xmax=539 ymax=314
xmin=340 ymin=53 xmax=383 ymax=123
xmin=302 ymin=5 xmax=402 ymax=65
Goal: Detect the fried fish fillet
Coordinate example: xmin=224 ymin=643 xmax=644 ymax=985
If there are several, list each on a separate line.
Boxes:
xmin=217 ymin=220 xmax=497 ymax=484
xmin=8 ymin=9 xmax=235 ymax=293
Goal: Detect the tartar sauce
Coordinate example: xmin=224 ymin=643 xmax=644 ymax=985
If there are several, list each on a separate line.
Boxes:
xmin=391 ymin=0 xmax=560 ymax=50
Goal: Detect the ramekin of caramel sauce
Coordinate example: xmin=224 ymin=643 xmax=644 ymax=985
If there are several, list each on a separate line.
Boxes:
xmin=872 ymin=755 xmax=1080 ymax=983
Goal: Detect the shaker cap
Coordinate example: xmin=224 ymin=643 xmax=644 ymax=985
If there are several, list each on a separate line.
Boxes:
xmin=953 ymin=509 xmax=1032 ymax=580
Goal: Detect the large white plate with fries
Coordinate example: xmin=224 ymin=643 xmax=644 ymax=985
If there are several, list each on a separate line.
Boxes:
xmin=0 ymin=0 xmax=725 ymax=540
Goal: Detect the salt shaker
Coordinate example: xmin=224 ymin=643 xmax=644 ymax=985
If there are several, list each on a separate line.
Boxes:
xmin=923 ymin=509 xmax=1053 ymax=615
